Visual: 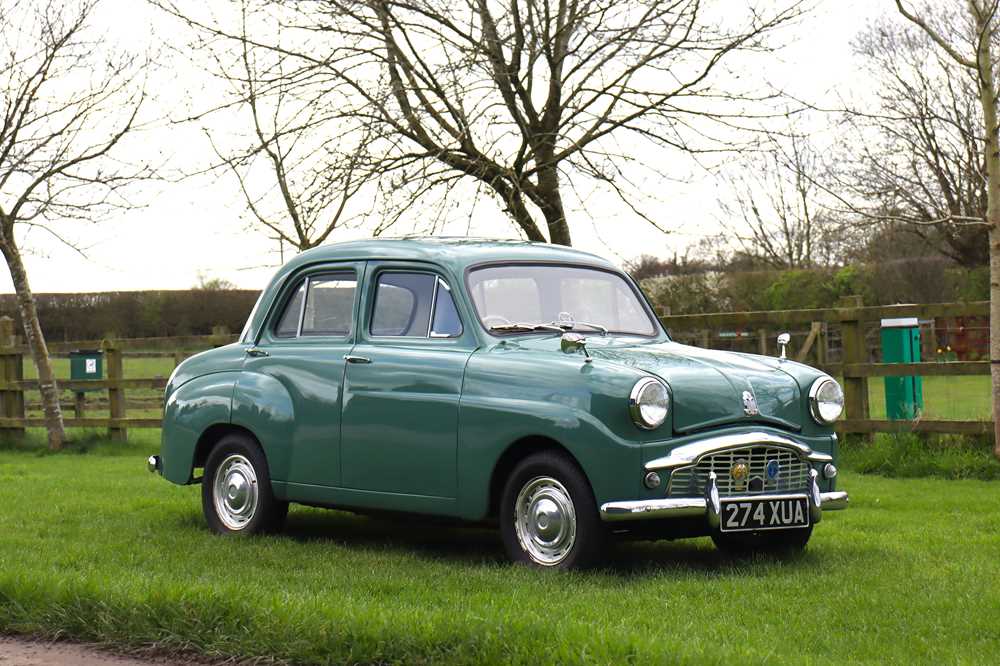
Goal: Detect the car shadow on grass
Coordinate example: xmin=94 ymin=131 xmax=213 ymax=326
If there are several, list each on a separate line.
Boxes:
xmin=173 ymin=505 xmax=868 ymax=577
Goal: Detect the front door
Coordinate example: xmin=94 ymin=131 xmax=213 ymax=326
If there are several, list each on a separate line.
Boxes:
xmin=239 ymin=262 xmax=363 ymax=487
xmin=341 ymin=264 xmax=473 ymax=499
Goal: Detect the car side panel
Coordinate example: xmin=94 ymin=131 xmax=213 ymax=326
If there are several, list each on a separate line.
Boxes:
xmin=231 ymin=370 xmax=297 ymax=483
xmin=161 ymin=372 xmax=238 ymax=484
xmin=456 ymin=348 xmax=645 ymax=521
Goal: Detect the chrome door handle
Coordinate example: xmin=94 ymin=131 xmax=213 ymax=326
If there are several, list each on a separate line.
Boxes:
xmin=246 ymin=347 xmax=269 ymax=358
xmin=344 ymin=354 xmax=372 ymax=364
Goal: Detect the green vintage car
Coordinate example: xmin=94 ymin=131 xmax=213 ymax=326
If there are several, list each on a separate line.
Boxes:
xmin=149 ymin=238 xmax=847 ymax=568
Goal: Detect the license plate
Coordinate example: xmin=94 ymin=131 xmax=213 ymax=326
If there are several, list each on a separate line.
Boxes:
xmin=720 ymin=496 xmax=810 ymax=533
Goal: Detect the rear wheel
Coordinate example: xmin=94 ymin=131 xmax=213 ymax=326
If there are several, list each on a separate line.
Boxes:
xmin=202 ymin=432 xmax=288 ymax=536
xmin=711 ymin=525 xmax=812 ymax=555
xmin=499 ymin=451 xmax=606 ymax=569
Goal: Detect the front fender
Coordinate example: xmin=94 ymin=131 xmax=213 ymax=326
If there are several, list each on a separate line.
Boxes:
xmin=456 ymin=349 xmax=648 ymax=520
xmin=161 ymin=372 xmax=237 ymax=484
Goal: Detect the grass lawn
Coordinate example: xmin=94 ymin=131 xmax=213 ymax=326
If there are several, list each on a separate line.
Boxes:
xmin=1 ymin=435 xmax=998 ymax=664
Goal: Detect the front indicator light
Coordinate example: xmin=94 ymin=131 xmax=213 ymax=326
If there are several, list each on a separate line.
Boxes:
xmin=644 ymin=471 xmax=661 ymax=489
xmin=823 ymin=463 xmax=838 ymax=479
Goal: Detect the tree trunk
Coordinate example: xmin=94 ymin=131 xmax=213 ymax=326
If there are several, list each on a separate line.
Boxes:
xmin=991 ymin=225 xmax=1000 ymax=458
xmin=970 ymin=3 xmax=1000 ymax=459
xmin=0 ymin=232 xmax=65 ymax=450
xmin=535 ymin=161 xmax=572 ymax=246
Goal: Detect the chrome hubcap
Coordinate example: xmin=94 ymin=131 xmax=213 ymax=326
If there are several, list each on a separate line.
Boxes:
xmin=514 ymin=476 xmax=576 ymax=566
xmin=213 ymin=454 xmax=258 ymax=530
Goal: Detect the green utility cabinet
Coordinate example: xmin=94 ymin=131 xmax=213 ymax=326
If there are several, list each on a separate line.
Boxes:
xmin=69 ymin=349 xmax=103 ymax=391
xmin=881 ymin=318 xmax=924 ymax=420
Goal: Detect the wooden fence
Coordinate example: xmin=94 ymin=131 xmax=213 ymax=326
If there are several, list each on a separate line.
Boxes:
xmin=0 ymin=300 xmax=992 ymax=441
xmin=661 ymin=299 xmax=993 ymax=438
xmin=0 ymin=317 xmax=237 ymax=441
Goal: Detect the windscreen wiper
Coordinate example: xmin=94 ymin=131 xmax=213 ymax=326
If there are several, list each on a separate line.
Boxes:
xmin=549 ymin=321 xmax=608 ymax=336
xmin=488 ymin=322 xmax=565 ymax=333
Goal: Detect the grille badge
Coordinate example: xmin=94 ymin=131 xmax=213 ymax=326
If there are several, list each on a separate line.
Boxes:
xmin=742 ymin=389 xmax=759 ymax=416
xmin=766 ymin=459 xmax=780 ymax=480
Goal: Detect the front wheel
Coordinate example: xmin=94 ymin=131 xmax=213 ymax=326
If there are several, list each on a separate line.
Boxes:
xmin=499 ymin=451 xmax=606 ymax=569
xmin=711 ymin=525 xmax=812 ymax=555
xmin=202 ymin=433 xmax=288 ymax=536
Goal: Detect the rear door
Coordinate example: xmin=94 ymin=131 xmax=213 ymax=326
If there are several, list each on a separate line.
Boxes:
xmin=239 ymin=262 xmax=363 ymax=487
xmin=340 ymin=262 xmax=474 ymax=499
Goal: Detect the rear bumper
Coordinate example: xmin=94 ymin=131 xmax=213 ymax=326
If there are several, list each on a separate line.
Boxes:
xmin=600 ymin=469 xmax=848 ymax=523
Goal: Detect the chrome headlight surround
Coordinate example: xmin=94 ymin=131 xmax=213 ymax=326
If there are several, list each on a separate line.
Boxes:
xmin=809 ymin=376 xmax=844 ymax=424
xmin=629 ymin=377 xmax=670 ymax=430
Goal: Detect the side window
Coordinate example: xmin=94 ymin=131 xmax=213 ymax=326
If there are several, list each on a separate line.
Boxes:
xmin=431 ymin=279 xmax=463 ymax=337
xmin=274 ymin=281 xmax=305 ymax=338
xmin=371 ymin=273 xmax=436 ymax=336
xmin=271 ymin=271 xmax=356 ymax=339
xmin=301 ymin=273 xmax=357 ymax=336
xmin=370 ymin=272 xmax=463 ymax=338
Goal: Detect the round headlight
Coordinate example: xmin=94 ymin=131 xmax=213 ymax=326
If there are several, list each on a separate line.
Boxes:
xmin=629 ymin=377 xmax=669 ymax=429
xmin=809 ymin=377 xmax=844 ymax=424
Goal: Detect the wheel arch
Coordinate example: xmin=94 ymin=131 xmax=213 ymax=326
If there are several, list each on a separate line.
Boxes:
xmin=193 ymin=423 xmax=264 ymax=472
xmin=486 ymin=435 xmax=590 ymax=520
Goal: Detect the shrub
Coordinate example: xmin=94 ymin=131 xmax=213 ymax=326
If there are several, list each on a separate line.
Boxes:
xmin=840 ymin=433 xmax=1000 ymax=481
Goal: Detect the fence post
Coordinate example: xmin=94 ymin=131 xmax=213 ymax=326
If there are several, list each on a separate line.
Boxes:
xmin=103 ymin=338 xmax=126 ymax=442
xmin=838 ymin=297 xmax=870 ymax=425
xmin=0 ymin=317 xmax=24 ymax=441
xmin=210 ymin=324 xmax=230 ymax=348
xmin=758 ymin=328 xmax=768 ymax=355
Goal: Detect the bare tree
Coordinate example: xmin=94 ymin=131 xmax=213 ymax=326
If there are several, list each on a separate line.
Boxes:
xmin=0 ymin=0 xmax=146 ymax=449
xmin=156 ymin=0 xmax=805 ymax=246
xmin=719 ymin=134 xmax=848 ymax=269
xmin=179 ymin=1 xmax=374 ymax=254
xmin=833 ymin=13 xmax=988 ymax=267
xmin=893 ymin=0 xmax=1000 ymax=458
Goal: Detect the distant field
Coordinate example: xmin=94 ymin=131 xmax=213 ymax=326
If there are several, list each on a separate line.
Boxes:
xmin=865 ymin=375 xmax=990 ymax=421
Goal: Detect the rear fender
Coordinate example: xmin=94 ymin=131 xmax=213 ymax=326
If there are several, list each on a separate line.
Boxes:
xmin=161 ymin=372 xmax=237 ymax=484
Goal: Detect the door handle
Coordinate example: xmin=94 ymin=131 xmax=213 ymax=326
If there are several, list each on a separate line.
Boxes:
xmin=344 ymin=354 xmax=372 ymax=364
xmin=246 ymin=347 xmax=269 ymax=358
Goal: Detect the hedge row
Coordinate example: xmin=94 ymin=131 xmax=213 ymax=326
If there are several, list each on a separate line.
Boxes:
xmin=0 ymin=289 xmax=260 ymax=341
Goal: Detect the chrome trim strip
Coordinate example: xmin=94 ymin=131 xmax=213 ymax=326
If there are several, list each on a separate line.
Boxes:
xmin=644 ymin=431 xmax=833 ymax=472
xmin=599 ymin=488 xmax=848 ymax=523
xmin=820 ymin=491 xmax=849 ymax=510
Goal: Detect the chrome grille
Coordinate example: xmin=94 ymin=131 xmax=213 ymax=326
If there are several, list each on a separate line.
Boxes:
xmin=666 ymin=445 xmax=809 ymax=497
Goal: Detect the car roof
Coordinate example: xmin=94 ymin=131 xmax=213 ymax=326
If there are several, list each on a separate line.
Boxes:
xmin=281 ymin=237 xmax=617 ymax=275
xmin=240 ymin=237 xmax=622 ymax=343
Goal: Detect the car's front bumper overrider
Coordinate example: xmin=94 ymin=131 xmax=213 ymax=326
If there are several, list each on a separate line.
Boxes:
xmin=600 ymin=468 xmax=848 ymax=523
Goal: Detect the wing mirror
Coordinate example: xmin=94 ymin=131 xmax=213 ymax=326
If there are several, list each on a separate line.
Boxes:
xmin=776 ymin=332 xmax=791 ymax=361
xmin=561 ymin=332 xmax=592 ymax=362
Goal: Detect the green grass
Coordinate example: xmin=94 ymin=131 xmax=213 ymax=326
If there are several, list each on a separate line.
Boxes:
xmin=1 ymin=439 xmax=999 ymax=664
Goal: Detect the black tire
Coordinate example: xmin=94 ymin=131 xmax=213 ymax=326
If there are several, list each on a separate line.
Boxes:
xmin=499 ymin=450 xmax=606 ymax=569
xmin=201 ymin=432 xmax=288 ymax=536
xmin=711 ymin=524 xmax=812 ymax=556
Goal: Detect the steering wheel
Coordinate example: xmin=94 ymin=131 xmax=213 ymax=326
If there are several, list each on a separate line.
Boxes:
xmin=482 ymin=314 xmax=512 ymax=328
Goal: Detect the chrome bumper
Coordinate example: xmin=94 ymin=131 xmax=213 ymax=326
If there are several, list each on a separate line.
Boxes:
xmin=600 ymin=469 xmax=848 ymax=522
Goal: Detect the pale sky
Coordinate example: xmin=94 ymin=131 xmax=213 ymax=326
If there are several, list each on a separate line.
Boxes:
xmin=1 ymin=0 xmax=894 ymax=295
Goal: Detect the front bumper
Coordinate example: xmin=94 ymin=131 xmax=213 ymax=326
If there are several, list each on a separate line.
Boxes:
xmin=600 ymin=468 xmax=848 ymax=523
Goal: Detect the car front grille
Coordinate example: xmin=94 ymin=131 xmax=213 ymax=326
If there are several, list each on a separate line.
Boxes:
xmin=666 ymin=445 xmax=810 ymax=497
